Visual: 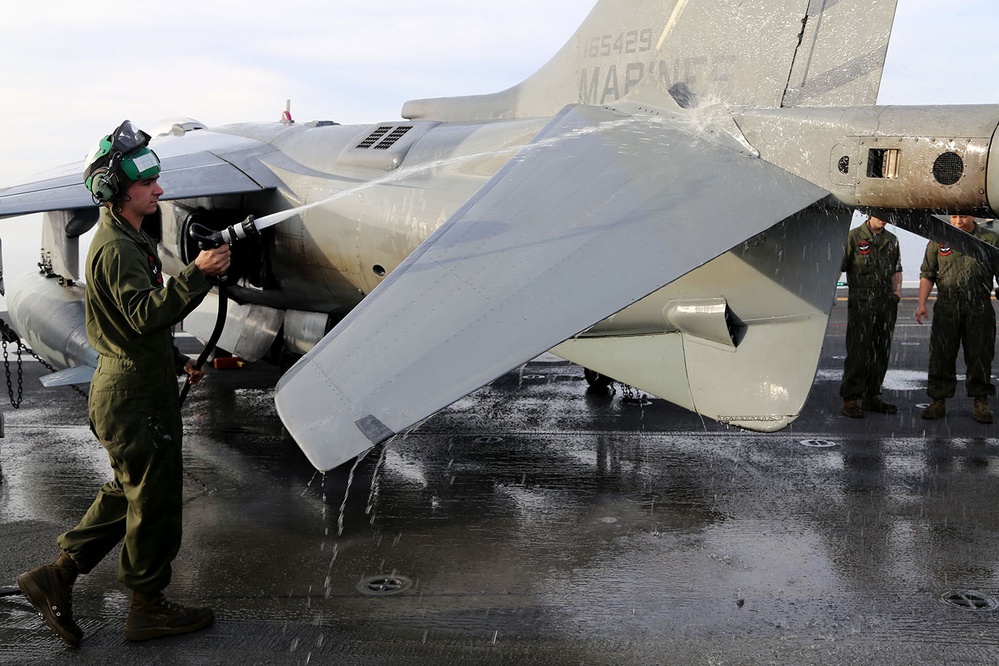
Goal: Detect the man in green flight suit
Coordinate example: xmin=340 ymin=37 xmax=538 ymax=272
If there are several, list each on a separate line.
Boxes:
xmin=840 ymin=214 xmax=903 ymax=418
xmin=17 ymin=121 xmax=231 ymax=646
xmin=916 ymin=214 xmax=999 ymax=423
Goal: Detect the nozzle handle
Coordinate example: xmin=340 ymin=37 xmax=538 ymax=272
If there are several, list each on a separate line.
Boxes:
xmin=189 ymin=222 xmax=224 ymax=250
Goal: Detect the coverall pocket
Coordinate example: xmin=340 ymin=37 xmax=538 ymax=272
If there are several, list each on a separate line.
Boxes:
xmin=88 ymin=363 xmax=178 ymax=453
xmin=89 ymin=386 xmax=159 ymax=446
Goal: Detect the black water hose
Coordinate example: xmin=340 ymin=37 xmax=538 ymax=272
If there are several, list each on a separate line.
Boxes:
xmin=179 ymin=281 xmax=227 ymax=406
xmin=178 ymin=219 xmax=254 ymax=406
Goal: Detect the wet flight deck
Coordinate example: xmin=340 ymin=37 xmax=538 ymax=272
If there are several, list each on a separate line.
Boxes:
xmin=3 ymin=290 xmax=999 ymax=664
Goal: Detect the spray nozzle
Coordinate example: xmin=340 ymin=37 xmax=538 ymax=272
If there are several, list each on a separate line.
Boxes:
xmin=189 ymin=215 xmax=260 ymax=250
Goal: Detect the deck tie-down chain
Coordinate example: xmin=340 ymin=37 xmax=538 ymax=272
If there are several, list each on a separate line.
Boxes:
xmin=0 ymin=317 xmax=88 ymax=412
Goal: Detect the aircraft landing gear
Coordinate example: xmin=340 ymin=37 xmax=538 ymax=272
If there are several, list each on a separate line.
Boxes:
xmin=583 ymin=367 xmax=612 ymax=391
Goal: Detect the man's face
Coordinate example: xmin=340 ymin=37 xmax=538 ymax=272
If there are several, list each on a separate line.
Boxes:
xmin=867 ymin=216 xmax=887 ymax=233
xmin=949 ymin=215 xmax=976 ymax=233
xmin=120 ymin=176 xmax=163 ymax=219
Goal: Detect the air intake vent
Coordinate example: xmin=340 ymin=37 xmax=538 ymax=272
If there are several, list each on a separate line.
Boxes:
xmin=356 ymin=125 xmax=413 ymax=150
xmin=933 ymin=151 xmax=964 ymax=186
xmin=373 ymin=126 xmax=413 ymax=149
xmin=339 ymin=121 xmax=438 ymax=171
xmin=356 ymin=126 xmax=392 ymax=149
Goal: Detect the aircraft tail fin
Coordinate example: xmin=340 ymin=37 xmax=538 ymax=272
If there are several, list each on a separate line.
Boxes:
xmin=402 ymin=0 xmax=898 ymax=122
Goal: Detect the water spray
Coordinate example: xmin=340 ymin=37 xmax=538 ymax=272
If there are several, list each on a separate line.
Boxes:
xmin=184 ymin=119 xmax=611 ymax=244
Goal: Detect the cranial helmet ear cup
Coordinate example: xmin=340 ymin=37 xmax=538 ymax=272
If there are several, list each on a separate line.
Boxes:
xmin=88 ymin=166 xmax=118 ymax=203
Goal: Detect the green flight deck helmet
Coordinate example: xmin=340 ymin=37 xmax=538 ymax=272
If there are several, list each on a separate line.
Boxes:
xmin=83 ymin=120 xmax=161 ymax=204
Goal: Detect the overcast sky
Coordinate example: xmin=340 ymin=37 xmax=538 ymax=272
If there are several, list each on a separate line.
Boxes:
xmin=0 ymin=0 xmax=998 ymax=302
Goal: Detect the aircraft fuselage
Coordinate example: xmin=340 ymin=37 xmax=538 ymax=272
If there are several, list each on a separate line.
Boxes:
xmin=154 ymin=102 xmax=999 ymax=345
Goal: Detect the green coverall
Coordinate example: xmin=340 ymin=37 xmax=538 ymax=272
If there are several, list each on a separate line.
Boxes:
xmin=920 ymin=224 xmax=999 ymax=401
xmin=840 ymin=222 xmax=901 ymax=401
xmin=57 ymin=209 xmax=211 ymax=594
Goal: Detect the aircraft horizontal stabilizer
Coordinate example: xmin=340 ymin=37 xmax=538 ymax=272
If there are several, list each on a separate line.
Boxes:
xmin=883 ymin=210 xmax=999 ymax=271
xmin=274 ymin=104 xmax=831 ymax=471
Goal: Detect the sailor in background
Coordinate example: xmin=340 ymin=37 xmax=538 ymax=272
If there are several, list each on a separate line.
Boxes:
xmin=840 ymin=214 xmax=902 ymax=418
xmin=916 ymin=215 xmax=999 ymax=424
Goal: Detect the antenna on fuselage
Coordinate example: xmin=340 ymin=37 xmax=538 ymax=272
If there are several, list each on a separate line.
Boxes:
xmin=281 ymin=99 xmax=294 ymax=125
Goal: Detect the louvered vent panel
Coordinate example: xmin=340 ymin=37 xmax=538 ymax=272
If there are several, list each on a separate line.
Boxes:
xmin=356 ymin=126 xmax=392 ymax=149
xmin=373 ymin=126 xmax=413 ymax=150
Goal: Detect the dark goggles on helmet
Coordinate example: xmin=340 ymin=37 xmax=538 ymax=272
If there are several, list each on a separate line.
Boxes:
xmin=101 ymin=120 xmax=153 ymax=187
xmin=110 ymin=120 xmax=152 ymax=156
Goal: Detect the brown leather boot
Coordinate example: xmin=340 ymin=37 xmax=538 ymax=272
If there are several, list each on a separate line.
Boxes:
xmin=124 ymin=591 xmax=214 ymax=641
xmin=922 ymin=399 xmax=946 ymax=420
xmin=842 ymin=399 xmax=863 ymax=418
xmin=974 ymin=397 xmax=993 ymax=424
xmin=862 ymin=396 xmax=898 ymax=414
xmin=17 ymin=551 xmax=82 ymax=647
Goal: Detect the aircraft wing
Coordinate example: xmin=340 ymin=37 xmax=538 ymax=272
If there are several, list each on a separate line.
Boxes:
xmin=0 ymin=129 xmax=281 ymax=219
xmin=882 ymin=210 xmax=999 ymax=271
xmin=275 ymin=104 xmax=830 ymax=471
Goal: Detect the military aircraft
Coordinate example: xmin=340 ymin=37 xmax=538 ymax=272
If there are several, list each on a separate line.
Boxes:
xmin=2 ymin=0 xmax=999 ymax=472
